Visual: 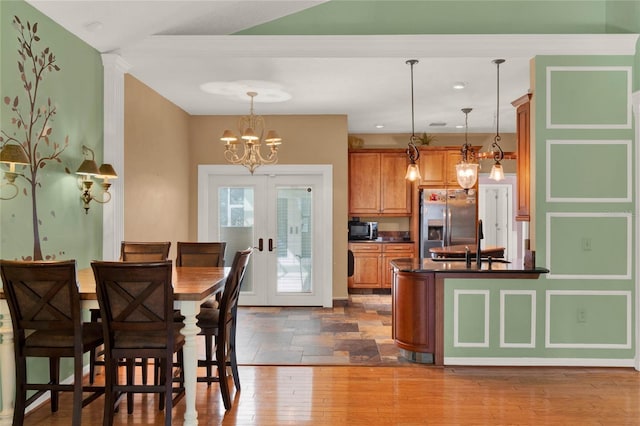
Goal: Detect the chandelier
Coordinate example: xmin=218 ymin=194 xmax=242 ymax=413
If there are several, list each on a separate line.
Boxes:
xmin=220 ymin=91 xmax=282 ymax=174
xmin=489 ymin=59 xmax=506 ymax=181
xmin=404 ymin=59 xmax=421 ymax=182
xmin=455 ymin=108 xmax=479 ymax=191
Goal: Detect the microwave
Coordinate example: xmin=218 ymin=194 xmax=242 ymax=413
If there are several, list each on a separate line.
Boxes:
xmin=348 ymin=221 xmax=378 ymax=241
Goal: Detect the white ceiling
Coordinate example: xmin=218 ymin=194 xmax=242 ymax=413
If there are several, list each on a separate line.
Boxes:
xmin=25 ymin=1 xmax=635 ymax=134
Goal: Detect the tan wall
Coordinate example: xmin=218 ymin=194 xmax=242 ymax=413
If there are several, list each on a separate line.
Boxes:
xmin=124 ymin=75 xmax=191 ymax=260
xmin=188 ymin=114 xmax=350 ymax=299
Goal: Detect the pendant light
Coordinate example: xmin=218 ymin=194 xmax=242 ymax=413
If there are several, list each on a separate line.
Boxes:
xmin=455 ymin=108 xmax=478 ymax=190
xmin=404 ymin=59 xmax=421 ymax=182
xmin=489 ymin=59 xmax=506 ymax=181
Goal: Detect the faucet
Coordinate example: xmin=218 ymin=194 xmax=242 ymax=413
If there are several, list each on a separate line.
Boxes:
xmin=476 ymin=219 xmax=484 ymax=267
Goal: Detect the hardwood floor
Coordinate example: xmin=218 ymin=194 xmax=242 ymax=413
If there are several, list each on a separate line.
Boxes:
xmin=24 ymin=365 xmax=640 ymax=425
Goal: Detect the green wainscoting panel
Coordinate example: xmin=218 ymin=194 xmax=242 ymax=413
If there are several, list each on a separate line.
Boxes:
xmin=547 ymin=66 xmax=632 ymax=128
xmin=454 ymin=290 xmax=489 ymax=347
xmin=501 ymin=291 xmax=535 ymax=347
xmin=546 ymin=213 xmax=631 ymax=279
xmin=546 ymin=291 xmax=631 ymax=348
xmin=547 ymin=140 xmax=631 ymax=202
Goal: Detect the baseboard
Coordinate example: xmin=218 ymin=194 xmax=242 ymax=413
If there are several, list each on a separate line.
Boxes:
xmin=444 ymin=357 xmax=636 ymax=367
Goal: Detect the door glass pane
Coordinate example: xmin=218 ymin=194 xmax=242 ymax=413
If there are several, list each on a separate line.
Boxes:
xmin=276 ymin=186 xmax=312 ymax=293
xmin=218 ymin=187 xmax=254 ymax=292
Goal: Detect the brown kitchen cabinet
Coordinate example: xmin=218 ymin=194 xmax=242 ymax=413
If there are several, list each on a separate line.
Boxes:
xmin=512 ymin=93 xmax=532 ymax=222
xmin=382 ymin=243 xmax=415 ymax=288
xmin=349 ymin=150 xmax=411 ymax=216
xmin=349 ymin=242 xmax=414 ymax=289
xmin=418 ymin=147 xmax=474 ymax=188
xmin=392 ymin=270 xmax=436 ymax=354
xmin=348 ymin=243 xmax=382 ymax=288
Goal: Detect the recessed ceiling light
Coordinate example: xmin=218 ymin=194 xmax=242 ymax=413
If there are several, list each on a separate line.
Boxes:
xmin=455 ymin=125 xmax=464 ymax=129
xmin=452 ymin=82 xmax=466 ymax=90
xmin=375 ymin=124 xmax=385 ymax=129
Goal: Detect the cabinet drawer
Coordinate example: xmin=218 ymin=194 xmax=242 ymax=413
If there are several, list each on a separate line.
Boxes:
xmin=349 ymin=243 xmax=382 ymax=253
xmin=383 ymin=243 xmax=414 ymax=253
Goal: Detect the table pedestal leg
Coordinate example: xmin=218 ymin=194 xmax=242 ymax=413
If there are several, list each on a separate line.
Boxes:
xmin=179 ymin=302 xmax=199 ymax=426
xmin=0 ymin=301 xmax=15 ymax=426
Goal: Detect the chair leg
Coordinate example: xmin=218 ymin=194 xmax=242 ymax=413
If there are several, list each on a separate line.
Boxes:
xmin=204 ymin=334 xmax=213 ymax=385
xmin=103 ymin=358 xmax=117 ymax=426
xmin=141 ymin=357 xmax=149 ymax=384
xmin=13 ymin=356 xmax=27 ymax=426
xmin=163 ymin=357 xmax=172 ymax=426
xmin=159 ymin=360 xmax=166 ymax=411
xmin=89 ymin=308 xmax=101 ymax=384
xmin=216 ymin=340 xmax=232 ymax=410
xmin=229 ymin=319 xmax=241 ymax=391
xmin=126 ymin=358 xmax=135 ymax=414
xmin=49 ymin=357 xmax=60 ymax=412
xmin=72 ymin=352 xmax=83 ymax=426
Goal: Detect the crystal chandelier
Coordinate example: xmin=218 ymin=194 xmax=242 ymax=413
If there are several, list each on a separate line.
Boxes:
xmin=220 ymin=91 xmax=282 ymax=174
xmin=455 ymin=108 xmax=478 ymax=191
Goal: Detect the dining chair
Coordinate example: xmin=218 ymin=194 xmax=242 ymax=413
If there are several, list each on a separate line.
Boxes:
xmin=91 ymin=260 xmax=184 ymax=426
xmin=176 ymin=241 xmax=226 ymax=310
xmin=0 ymin=259 xmax=104 ymax=426
xmin=196 ymin=248 xmax=252 ymax=410
xmin=89 ymin=240 xmax=171 ymax=385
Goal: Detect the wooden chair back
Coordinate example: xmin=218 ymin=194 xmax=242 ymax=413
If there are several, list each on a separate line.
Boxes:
xmin=176 ymin=242 xmax=226 ymax=267
xmin=120 ymin=241 xmax=171 ymax=262
xmin=91 ymin=260 xmax=175 ymax=358
xmin=218 ymin=248 xmax=252 ymax=339
xmin=0 ymin=260 xmax=81 ymax=352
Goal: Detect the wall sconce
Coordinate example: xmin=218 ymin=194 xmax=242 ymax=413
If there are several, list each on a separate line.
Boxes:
xmin=76 ymin=145 xmax=117 ymax=213
xmin=0 ymin=143 xmax=29 ymax=200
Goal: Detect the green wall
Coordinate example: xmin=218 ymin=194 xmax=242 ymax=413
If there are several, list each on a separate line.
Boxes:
xmin=0 ymin=0 xmax=103 ymax=266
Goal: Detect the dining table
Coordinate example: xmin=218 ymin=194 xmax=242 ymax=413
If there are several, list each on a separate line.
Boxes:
xmin=0 ymin=264 xmax=228 ymax=426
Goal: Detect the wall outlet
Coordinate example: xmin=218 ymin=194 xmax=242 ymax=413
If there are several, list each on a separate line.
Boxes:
xmin=581 ymin=237 xmax=592 ymax=251
xmin=577 ymin=308 xmax=587 ymax=323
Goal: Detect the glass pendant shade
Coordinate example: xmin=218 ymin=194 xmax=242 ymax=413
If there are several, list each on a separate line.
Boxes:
xmin=489 ymin=162 xmax=505 ymax=181
xmin=405 ymin=162 xmax=421 ymax=182
xmin=456 ymin=162 xmax=479 ymax=189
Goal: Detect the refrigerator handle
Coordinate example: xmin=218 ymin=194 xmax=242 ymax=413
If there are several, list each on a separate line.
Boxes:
xmin=446 ymin=209 xmax=452 ymax=246
xmin=442 ymin=209 xmax=448 ymax=247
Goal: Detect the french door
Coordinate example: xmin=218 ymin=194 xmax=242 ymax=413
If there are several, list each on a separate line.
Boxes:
xmin=197 ymin=165 xmax=332 ymax=307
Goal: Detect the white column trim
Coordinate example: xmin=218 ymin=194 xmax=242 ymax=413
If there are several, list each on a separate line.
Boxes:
xmin=101 ymin=54 xmax=130 ymax=260
xmin=632 ymin=90 xmax=640 ymax=371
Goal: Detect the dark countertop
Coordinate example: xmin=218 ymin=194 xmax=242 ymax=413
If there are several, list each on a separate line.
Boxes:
xmin=429 ymin=244 xmax=504 ymax=258
xmin=390 ymin=257 xmax=549 ymax=275
xmin=349 ymin=238 xmax=413 ymax=243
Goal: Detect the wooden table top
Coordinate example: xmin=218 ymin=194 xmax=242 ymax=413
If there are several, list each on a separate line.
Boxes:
xmin=429 ymin=244 xmax=505 ymax=258
xmin=1 ymin=265 xmax=228 ymax=302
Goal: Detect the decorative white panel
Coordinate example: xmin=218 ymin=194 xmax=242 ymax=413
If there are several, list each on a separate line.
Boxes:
xmin=500 ymin=290 xmax=536 ymax=348
xmin=453 ymin=289 xmax=490 ymax=348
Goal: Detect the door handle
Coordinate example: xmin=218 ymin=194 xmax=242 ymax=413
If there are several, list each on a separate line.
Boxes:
xmin=254 ymin=238 xmax=264 ymax=252
xmin=268 ymin=238 xmax=276 ymax=252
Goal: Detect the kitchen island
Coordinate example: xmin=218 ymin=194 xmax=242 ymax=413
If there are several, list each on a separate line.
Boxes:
xmin=391 ymin=257 xmax=549 ymax=366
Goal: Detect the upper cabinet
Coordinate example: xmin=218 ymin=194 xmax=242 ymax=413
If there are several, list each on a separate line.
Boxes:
xmin=418 ymin=147 xmax=474 ymax=188
xmin=512 ymin=93 xmax=532 ymax=222
xmin=349 ymin=150 xmax=412 ymax=216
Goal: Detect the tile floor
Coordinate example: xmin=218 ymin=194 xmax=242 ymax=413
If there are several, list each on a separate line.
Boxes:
xmin=235 ymin=293 xmax=414 ymax=366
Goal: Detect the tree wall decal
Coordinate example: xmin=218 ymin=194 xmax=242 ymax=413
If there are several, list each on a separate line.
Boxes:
xmin=0 ymin=16 xmax=69 ymax=261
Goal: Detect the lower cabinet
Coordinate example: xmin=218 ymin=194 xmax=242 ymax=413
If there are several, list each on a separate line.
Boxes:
xmin=392 ymin=271 xmax=435 ymax=353
xmin=349 ymin=243 xmax=414 ymax=289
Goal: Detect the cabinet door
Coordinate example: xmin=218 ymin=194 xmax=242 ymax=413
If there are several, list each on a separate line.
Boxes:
xmin=349 ymin=152 xmax=381 ymax=215
xmin=513 ymin=94 xmax=532 ymax=222
xmin=382 ymin=251 xmax=413 ymax=288
xmin=445 ymin=150 xmax=463 ymax=187
xmin=352 ymin=252 xmax=381 ymax=288
xmin=392 ymin=272 xmax=435 ymax=353
xmin=418 ymin=149 xmax=446 ymax=186
xmin=380 ymin=152 xmax=411 ymax=215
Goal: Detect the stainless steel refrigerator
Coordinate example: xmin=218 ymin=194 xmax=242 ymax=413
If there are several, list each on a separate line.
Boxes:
xmin=419 ymin=188 xmax=477 ymax=258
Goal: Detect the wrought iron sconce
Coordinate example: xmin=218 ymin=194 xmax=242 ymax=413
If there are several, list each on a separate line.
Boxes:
xmin=0 ymin=143 xmax=29 ymax=200
xmin=76 ymin=145 xmax=117 ymax=213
